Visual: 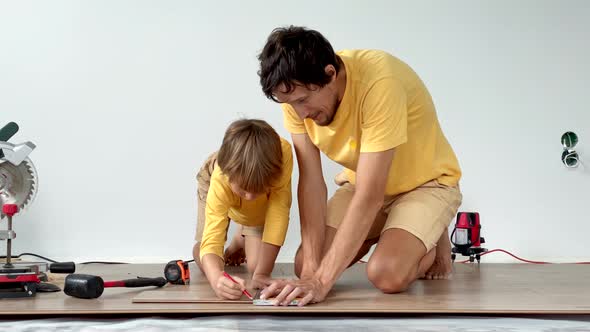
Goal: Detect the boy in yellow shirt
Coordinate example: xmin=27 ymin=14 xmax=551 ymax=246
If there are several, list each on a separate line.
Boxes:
xmin=192 ymin=119 xmax=293 ymax=300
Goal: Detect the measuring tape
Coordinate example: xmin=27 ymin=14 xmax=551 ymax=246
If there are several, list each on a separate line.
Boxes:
xmin=164 ymin=260 xmax=190 ymax=285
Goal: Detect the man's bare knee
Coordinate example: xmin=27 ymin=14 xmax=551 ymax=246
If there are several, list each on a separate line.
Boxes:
xmin=366 ymin=257 xmax=414 ymax=294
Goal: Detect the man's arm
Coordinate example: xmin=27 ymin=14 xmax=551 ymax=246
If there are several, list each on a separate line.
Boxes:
xmin=264 ymin=149 xmax=395 ymax=306
xmin=316 ymin=149 xmax=394 ymax=287
xmin=315 ymin=78 xmax=405 ymax=288
xmin=292 ymin=133 xmax=327 ymax=276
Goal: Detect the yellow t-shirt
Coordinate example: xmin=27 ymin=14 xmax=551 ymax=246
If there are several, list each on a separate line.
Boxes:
xmin=282 ymin=49 xmax=461 ymax=196
xmin=199 ymin=137 xmax=293 ymax=260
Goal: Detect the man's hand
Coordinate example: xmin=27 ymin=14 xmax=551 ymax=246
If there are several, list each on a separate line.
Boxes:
xmin=211 ymin=271 xmax=247 ymax=300
xmin=250 ymin=273 xmax=273 ymax=290
xmin=260 ymin=275 xmax=331 ymax=307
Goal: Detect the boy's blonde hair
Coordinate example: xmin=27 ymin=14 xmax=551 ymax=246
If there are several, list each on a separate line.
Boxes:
xmin=217 ymin=119 xmax=283 ymax=194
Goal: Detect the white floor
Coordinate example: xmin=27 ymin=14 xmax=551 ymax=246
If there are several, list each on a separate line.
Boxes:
xmin=1 ymin=315 xmax=589 ymax=332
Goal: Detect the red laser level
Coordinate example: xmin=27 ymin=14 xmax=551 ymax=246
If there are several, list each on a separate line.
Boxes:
xmin=451 ymin=212 xmax=488 ymax=263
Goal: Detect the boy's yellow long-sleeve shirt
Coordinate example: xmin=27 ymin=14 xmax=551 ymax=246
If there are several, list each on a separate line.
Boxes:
xmin=199 ymin=138 xmax=293 ymax=260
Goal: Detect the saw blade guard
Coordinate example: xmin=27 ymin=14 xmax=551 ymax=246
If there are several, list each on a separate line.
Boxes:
xmin=0 ymin=142 xmax=38 ymax=218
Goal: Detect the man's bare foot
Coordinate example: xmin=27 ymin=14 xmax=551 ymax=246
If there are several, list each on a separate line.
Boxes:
xmin=224 ymin=230 xmax=246 ymax=266
xmin=423 ymin=229 xmax=453 ymax=280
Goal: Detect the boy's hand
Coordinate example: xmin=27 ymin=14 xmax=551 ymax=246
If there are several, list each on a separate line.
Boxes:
xmin=251 ymin=274 xmax=273 ymax=290
xmin=224 ymin=247 xmax=246 ymax=267
xmin=212 ymin=271 xmax=247 ymax=300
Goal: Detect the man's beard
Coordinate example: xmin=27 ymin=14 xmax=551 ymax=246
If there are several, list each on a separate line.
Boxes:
xmin=316 ymin=95 xmax=340 ymax=126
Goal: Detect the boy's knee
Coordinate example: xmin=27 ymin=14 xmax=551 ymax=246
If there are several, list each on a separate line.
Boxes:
xmin=192 ymin=242 xmax=200 ymax=259
xmin=192 ymin=242 xmax=205 ymax=273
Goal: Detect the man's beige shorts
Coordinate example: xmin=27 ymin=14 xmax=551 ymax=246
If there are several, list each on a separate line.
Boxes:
xmin=194 ymin=151 xmax=263 ymax=243
xmin=327 ymin=174 xmax=462 ymax=252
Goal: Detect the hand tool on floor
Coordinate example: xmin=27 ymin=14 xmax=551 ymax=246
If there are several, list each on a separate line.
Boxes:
xmin=164 ymin=259 xmax=191 ymax=285
xmin=64 ymin=274 xmax=167 ymax=299
xmin=0 ymin=122 xmax=41 ymax=298
xmin=252 ymin=289 xmax=300 ymax=306
xmin=450 ymin=212 xmax=488 ymax=263
xmin=49 ymin=261 xmax=76 ymax=273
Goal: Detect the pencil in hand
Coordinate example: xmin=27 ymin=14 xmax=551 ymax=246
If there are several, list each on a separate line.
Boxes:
xmin=223 ymin=271 xmax=253 ymax=300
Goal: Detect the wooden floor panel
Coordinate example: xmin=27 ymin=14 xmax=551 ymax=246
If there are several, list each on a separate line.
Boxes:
xmin=2 ymin=263 xmax=589 ymax=315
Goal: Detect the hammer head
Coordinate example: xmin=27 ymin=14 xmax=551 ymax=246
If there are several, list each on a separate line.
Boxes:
xmin=64 ymin=274 xmax=104 ymax=299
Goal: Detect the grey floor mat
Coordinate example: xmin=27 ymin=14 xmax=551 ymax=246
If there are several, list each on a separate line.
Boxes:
xmin=1 ymin=315 xmax=589 ymax=332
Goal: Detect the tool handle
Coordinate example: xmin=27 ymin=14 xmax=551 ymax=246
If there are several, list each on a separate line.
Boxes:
xmin=0 ymin=122 xmax=19 ymax=142
xmin=104 ymin=277 xmax=167 ymax=288
xmin=49 ymin=261 xmax=76 ymax=274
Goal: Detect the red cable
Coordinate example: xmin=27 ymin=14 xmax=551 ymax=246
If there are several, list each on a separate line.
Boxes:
xmin=458 ymin=248 xmax=590 ymax=264
xmin=357 ymin=248 xmax=590 ymax=265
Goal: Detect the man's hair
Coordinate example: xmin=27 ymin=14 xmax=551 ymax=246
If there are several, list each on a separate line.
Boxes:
xmin=257 ymin=25 xmax=340 ymax=102
xmin=217 ymin=119 xmax=283 ymax=193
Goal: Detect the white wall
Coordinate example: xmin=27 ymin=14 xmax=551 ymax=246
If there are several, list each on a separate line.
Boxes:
xmin=1 ymin=0 xmax=589 ymax=264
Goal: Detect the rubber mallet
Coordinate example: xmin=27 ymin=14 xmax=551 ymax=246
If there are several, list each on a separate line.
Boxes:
xmin=64 ymin=274 xmax=166 ymax=299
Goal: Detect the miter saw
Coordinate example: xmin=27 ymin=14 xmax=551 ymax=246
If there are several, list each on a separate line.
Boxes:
xmin=0 ymin=121 xmax=40 ymax=298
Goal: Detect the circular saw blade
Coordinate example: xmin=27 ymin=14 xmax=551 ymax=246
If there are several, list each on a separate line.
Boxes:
xmin=0 ymin=158 xmax=38 ymax=218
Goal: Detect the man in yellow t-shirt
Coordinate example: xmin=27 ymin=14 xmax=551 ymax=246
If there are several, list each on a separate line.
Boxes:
xmin=192 ymin=119 xmax=293 ymax=300
xmin=256 ymin=26 xmax=462 ymax=306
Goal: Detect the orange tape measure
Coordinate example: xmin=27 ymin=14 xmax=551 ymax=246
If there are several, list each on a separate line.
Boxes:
xmin=164 ymin=260 xmax=190 ymax=285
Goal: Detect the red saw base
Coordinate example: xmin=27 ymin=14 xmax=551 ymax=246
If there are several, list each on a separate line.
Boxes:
xmin=0 ymin=270 xmax=40 ymax=298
